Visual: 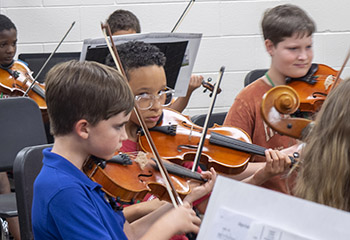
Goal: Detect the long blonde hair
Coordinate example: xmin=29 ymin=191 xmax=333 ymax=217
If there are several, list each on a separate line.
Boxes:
xmin=294 ymin=78 xmax=350 ymax=211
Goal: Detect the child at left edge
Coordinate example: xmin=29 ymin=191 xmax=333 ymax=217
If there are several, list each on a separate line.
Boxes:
xmin=0 ymin=13 xmax=24 ymax=240
xmin=31 ymin=60 xmax=216 ymax=240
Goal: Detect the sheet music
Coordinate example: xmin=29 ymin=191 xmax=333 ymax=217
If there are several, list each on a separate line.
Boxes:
xmin=208 ymin=207 xmax=311 ymax=240
xmin=247 ymin=222 xmax=311 ymax=240
xmin=197 ymin=176 xmax=350 ymax=240
xmin=208 ymin=207 xmax=252 ymax=240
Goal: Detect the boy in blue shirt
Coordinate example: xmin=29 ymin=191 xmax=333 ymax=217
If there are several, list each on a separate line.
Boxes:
xmin=32 ymin=60 xmax=215 ymax=239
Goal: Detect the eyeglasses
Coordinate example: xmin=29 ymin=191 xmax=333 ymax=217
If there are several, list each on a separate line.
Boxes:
xmin=135 ymin=88 xmax=175 ymax=110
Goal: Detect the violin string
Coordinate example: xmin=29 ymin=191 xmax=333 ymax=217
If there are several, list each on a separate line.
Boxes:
xmin=211 ymin=132 xmax=266 ymax=156
xmin=122 ymin=150 xmax=204 ymax=181
xmin=189 ymin=125 xmax=193 ymax=141
xmin=228 ymin=138 xmax=266 ymax=155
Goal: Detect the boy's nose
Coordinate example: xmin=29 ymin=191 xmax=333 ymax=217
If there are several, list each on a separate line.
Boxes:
xmin=120 ymin=126 xmax=128 ymax=142
xmin=298 ymin=49 xmax=308 ymax=60
xmin=150 ymin=98 xmax=162 ymax=111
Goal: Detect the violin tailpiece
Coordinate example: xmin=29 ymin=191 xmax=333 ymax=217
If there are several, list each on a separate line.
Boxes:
xmin=149 ymin=125 xmax=177 ymax=136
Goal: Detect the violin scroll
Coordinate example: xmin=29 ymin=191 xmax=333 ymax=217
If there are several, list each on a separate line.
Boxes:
xmin=261 ymin=63 xmax=342 ymax=139
xmin=261 ymin=85 xmax=311 ymax=139
xmin=269 ymin=85 xmax=300 ymax=115
xmin=202 ymin=78 xmax=222 ymax=95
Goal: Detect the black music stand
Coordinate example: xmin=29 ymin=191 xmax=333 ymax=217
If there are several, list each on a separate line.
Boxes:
xmin=18 ymin=52 xmax=81 ymax=83
xmin=80 ymin=32 xmax=202 ymax=96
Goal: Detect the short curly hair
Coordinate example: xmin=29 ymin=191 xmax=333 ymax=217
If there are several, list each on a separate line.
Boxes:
xmin=107 ymin=9 xmax=141 ymax=35
xmin=105 ymin=41 xmax=166 ymax=79
xmin=0 ymin=14 xmax=16 ymax=33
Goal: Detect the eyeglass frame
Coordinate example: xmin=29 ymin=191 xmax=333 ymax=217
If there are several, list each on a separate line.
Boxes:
xmin=134 ymin=87 xmax=175 ymax=110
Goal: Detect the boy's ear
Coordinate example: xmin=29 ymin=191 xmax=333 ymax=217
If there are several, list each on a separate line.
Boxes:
xmin=265 ymin=39 xmax=274 ymax=56
xmin=74 ymin=119 xmax=90 ymax=139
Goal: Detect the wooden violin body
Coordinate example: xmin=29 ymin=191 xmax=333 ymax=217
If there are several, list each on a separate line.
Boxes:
xmin=0 ymin=60 xmax=46 ymax=109
xmin=139 ymin=108 xmax=252 ymax=174
xmin=83 ymin=151 xmax=204 ymax=203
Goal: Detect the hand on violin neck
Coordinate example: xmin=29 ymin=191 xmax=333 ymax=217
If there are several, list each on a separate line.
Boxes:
xmin=183 ymin=167 xmax=216 ymax=205
xmin=187 ymin=74 xmax=203 ymax=94
xmin=248 ymin=149 xmax=291 ymax=186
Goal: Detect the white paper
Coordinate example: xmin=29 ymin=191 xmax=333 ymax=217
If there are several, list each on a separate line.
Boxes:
xmin=208 ymin=206 xmax=311 ymax=240
xmin=197 ymin=176 xmax=350 ymax=240
xmin=208 ymin=207 xmax=252 ymax=240
xmin=247 ymin=222 xmax=311 ymax=240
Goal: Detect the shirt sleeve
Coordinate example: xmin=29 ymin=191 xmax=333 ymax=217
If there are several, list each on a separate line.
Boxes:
xmin=48 ymin=186 xmax=113 ymax=240
xmin=224 ymin=96 xmax=255 ymax=138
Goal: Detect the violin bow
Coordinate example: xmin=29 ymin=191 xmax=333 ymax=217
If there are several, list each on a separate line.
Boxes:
xmin=330 ymin=47 xmax=350 ymax=92
xmin=24 ymin=21 xmax=76 ymax=97
xmin=101 ymin=23 xmax=182 ymax=208
xmin=171 ymin=0 xmax=195 ymax=33
xmin=191 ymin=66 xmax=225 ymax=172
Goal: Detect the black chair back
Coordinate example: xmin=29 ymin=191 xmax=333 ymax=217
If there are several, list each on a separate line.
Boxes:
xmin=191 ymin=112 xmax=227 ymax=128
xmin=13 ymin=144 xmax=52 ymax=240
xmin=0 ymin=97 xmax=47 ymax=171
xmin=244 ymin=69 xmax=268 ymax=87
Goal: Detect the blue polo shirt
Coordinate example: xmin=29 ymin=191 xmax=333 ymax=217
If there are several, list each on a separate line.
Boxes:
xmin=32 ymin=148 xmax=128 ymax=240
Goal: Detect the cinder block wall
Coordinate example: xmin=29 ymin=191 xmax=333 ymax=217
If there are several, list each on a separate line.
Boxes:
xmin=1 ymin=0 xmax=350 ymax=117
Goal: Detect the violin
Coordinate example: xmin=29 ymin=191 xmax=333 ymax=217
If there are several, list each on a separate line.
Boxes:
xmin=139 ymin=108 xmax=252 ymax=174
xmin=261 ymin=85 xmax=312 ymax=139
xmin=261 ymin=63 xmax=341 ymax=139
xmin=285 ymin=63 xmax=339 ymax=114
xmin=0 ymin=60 xmax=46 ymax=109
xmin=83 ymin=151 xmax=205 ymax=203
xmin=0 ymin=22 xmax=75 ymax=111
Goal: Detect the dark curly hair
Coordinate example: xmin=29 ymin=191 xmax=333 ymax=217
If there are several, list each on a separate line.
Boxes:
xmin=0 ymin=14 xmax=16 ymax=32
xmin=105 ymin=41 xmax=166 ymax=79
xmin=107 ymin=9 xmax=141 ymax=35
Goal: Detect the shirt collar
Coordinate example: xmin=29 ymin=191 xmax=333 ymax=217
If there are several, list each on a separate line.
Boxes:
xmin=42 ymin=148 xmax=101 ymax=190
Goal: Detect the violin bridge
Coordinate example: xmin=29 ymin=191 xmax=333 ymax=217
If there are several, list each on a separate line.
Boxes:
xmin=134 ymin=152 xmax=149 ymax=170
xmin=88 ymin=165 xmax=99 ymax=179
xmin=189 ymin=125 xmax=193 ymax=141
xmin=324 ymin=75 xmax=335 ymax=91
